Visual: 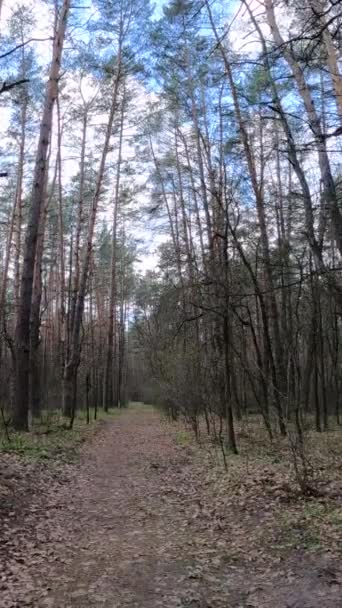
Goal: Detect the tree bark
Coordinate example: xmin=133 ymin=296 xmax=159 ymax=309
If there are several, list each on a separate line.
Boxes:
xmin=63 ymin=46 xmax=123 ymax=420
xmin=265 ymin=0 xmax=342 ymax=259
xmin=104 ymin=92 xmax=125 ymax=411
xmin=13 ymin=0 xmax=71 ymax=430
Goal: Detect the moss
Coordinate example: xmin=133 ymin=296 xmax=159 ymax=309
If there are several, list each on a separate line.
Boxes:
xmin=175 ymin=429 xmax=192 ymax=446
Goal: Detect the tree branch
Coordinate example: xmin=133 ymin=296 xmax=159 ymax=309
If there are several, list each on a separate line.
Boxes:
xmin=0 ymin=78 xmax=29 ymax=95
xmin=0 ymin=38 xmax=52 ymax=60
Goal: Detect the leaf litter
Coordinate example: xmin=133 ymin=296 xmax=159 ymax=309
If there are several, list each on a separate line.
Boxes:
xmin=0 ymin=408 xmax=341 ymax=607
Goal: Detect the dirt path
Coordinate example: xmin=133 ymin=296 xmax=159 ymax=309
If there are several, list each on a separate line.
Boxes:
xmin=39 ymin=408 xmax=200 ymax=608
xmin=2 ymin=408 xmax=341 ymax=608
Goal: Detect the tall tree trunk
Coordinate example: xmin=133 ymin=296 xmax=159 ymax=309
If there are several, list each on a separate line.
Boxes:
xmin=104 ymin=93 xmax=125 ymax=411
xmin=63 ymin=46 xmax=123 ymax=420
xmin=246 ymin=0 xmax=342 ymax=307
xmin=307 ymin=0 xmax=342 ymax=120
xmin=13 ymin=0 xmax=70 ymax=430
xmin=56 ymin=92 xmax=66 ymax=397
xmin=264 ymin=0 xmax=342 ymax=259
xmin=68 ymin=108 xmax=88 ymax=365
xmin=14 ymin=98 xmax=28 ymax=318
xmin=30 ymin=197 xmax=49 ymax=417
xmin=206 ymin=0 xmax=286 ymax=434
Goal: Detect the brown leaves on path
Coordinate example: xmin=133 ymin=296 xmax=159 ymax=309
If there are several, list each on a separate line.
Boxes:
xmin=0 ymin=407 xmax=341 ymax=607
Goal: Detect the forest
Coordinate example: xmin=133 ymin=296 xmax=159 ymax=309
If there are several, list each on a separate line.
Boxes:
xmin=0 ymin=0 xmax=342 ymax=606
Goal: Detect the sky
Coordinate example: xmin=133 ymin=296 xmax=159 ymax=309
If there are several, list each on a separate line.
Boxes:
xmin=0 ymin=0 xmax=296 ymax=274
xmin=0 ymin=0 xmax=163 ymax=271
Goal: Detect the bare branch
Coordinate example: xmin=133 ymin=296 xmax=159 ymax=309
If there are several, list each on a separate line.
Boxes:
xmin=0 ymin=78 xmax=29 ymax=95
xmin=0 ymin=37 xmax=52 ymax=60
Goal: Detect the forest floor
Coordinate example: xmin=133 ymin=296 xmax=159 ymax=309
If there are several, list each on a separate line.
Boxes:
xmin=0 ymin=405 xmax=342 ymax=608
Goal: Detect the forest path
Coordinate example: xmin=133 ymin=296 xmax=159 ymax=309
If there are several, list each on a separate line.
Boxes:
xmin=39 ymin=406 xmax=203 ymax=608
xmin=6 ymin=406 xmax=341 ymax=608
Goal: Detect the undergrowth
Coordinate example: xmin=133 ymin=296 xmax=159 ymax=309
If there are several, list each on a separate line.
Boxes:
xmin=0 ymin=407 xmax=123 ymax=462
xmin=177 ymin=413 xmax=342 ymax=557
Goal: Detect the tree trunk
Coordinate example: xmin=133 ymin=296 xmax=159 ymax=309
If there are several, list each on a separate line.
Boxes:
xmin=63 ymin=47 xmax=122 ymax=419
xmin=13 ymin=0 xmax=71 ymax=430
xmin=265 ymin=0 xmax=342 ymax=259
xmin=104 ymin=92 xmax=125 ymax=411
